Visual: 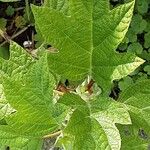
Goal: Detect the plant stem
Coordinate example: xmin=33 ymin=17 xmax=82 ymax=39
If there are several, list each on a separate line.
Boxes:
xmin=0 ymin=29 xmax=10 ymax=41
xmin=43 ymin=130 xmax=62 ymax=139
xmin=25 ymin=0 xmax=30 ymax=22
xmin=0 ymin=25 xmax=31 ymax=47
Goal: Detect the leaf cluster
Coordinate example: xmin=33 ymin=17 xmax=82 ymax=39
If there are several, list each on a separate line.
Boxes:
xmin=0 ymin=0 xmax=150 ymax=150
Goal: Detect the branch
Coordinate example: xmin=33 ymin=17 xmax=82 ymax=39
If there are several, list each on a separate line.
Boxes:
xmin=0 ymin=25 xmax=31 ymax=47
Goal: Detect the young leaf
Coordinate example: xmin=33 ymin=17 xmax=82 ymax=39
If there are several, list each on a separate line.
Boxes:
xmin=131 ymin=14 xmax=147 ymax=34
xmin=144 ymin=31 xmax=150 ymax=49
xmin=135 ymin=0 xmax=149 ymax=14
xmin=32 ymin=0 xmax=144 ymax=92
xmin=5 ymin=5 xmax=15 ymax=16
xmin=127 ymin=42 xmax=143 ymax=54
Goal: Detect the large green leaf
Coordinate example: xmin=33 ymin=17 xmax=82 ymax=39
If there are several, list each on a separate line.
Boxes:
xmin=57 ymin=94 xmax=131 ymax=150
xmin=119 ymin=80 xmax=150 ymax=133
xmin=2 ymin=54 xmax=60 ymax=137
xmin=0 ymin=42 xmax=68 ymax=148
xmin=32 ymin=0 xmax=144 ymax=92
xmin=90 ymin=97 xmax=131 ymax=150
xmin=118 ymin=80 xmax=150 ymax=149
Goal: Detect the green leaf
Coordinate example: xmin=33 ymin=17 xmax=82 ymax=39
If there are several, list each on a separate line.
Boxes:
xmin=0 ymin=45 xmax=9 ymax=60
xmin=5 ymin=5 xmax=15 ymax=16
xmin=0 ymin=43 xmax=68 ymax=148
xmin=58 ymin=94 xmax=131 ymax=150
xmin=126 ymin=28 xmax=137 ymax=43
xmin=90 ymin=119 xmax=111 ymax=150
xmin=144 ymin=21 xmax=150 ymax=32
xmin=63 ymin=109 xmax=95 ymax=150
xmin=144 ymin=65 xmax=150 ymax=75
xmin=32 ymin=0 xmax=144 ymax=93
xmin=118 ymin=43 xmax=128 ymax=52
xmin=0 ymin=84 xmax=15 ymax=122
xmin=119 ymin=80 xmax=150 ymax=135
xmin=127 ymin=42 xmax=143 ymax=54
xmin=0 ymin=42 xmax=34 ymax=82
xmin=140 ymin=50 xmax=150 ymax=61
xmin=119 ymin=76 xmax=134 ymax=91
xmin=117 ymin=124 xmax=149 ymax=150
xmin=135 ymin=0 xmax=149 ymax=14
xmin=0 ymin=129 xmax=29 ymax=149
xmin=2 ymin=54 xmax=60 ymax=137
xmin=144 ymin=31 xmax=150 ymax=49
xmin=91 ymin=97 xmax=131 ymax=150
xmin=43 ymin=0 xmax=69 ymax=14
xmin=0 ymin=18 xmax=7 ymax=31
xmin=131 ymin=14 xmax=147 ymax=34
xmin=23 ymin=0 xmax=35 ymax=25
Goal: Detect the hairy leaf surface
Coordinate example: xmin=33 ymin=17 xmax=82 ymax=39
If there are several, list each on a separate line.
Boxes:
xmin=32 ymin=0 xmax=144 ymax=92
xmin=0 ymin=42 xmax=68 ymax=149
xmin=0 ymin=42 xmax=34 ymax=83
xmin=119 ymin=80 xmax=150 ymax=133
xmin=57 ymin=94 xmax=131 ymax=150
xmin=2 ymin=54 xmax=59 ymax=136
xmin=119 ymin=80 xmax=150 ymax=149
xmin=0 ymin=84 xmax=15 ymax=123
xmin=43 ymin=0 xmax=69 ymax=14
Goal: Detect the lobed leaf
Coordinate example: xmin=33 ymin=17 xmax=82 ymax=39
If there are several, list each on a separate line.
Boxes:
xmin=2 ymin=54 xmax=59 ymax=137
xmin=57 ymin=94 xmax=131 ymax=150
xmin=119 ymin=79 xmax=150 ymax=147
xmin=32 ymin=0 xmax=144 ymax=93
